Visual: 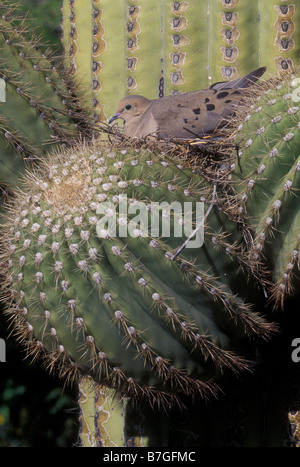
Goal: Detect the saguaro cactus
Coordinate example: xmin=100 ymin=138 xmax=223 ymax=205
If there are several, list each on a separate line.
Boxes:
xmin=1 ymin=140 xmax=277 ymax=445
xmin=232 ymin=73 xmax=300 ymax=308
xmin=0 ymin=1 xmax=90 ymax=195
xmin=0 ymin=0 xmax=299 ymax=448
xmin=61 ymin=0 xmax=300 ymax=123
xmin=1 ymin=142 xmax=274 ymax=402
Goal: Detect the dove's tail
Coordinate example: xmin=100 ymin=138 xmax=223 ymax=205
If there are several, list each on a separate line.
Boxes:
xmin=211 ymin=66 xmax=267 ymax=91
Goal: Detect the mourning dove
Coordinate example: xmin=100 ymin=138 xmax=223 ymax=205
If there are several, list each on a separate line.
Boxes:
xmin=109 ymin=67 xmax=266 ymax=140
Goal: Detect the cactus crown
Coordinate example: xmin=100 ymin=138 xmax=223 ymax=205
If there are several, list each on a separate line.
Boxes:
xmin=1 ymin=141 xmax=274 ymax=406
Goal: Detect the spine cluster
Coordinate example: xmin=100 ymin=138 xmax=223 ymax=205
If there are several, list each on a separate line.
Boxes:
xmin=232 ymin=74 xmax=300 ymax=308
xmin=0 ymin=0 xmax=90 ymax=193
xmin=1 ymin=143 xmax=273 ymax=404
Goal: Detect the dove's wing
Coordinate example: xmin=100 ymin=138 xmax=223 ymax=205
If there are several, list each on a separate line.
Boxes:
xmin=149 ymin=67 xmax=267 ymax=140
xmin=115 ymin=67 xmax=266 ymax=140
xmin=210 ymin=66 xmax=267 ymax=91
xmin=149 ymin=88 xmax=242 ymax=139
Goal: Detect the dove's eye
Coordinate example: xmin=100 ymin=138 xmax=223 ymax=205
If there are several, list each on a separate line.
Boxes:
xmin=125 ymin=104 xmax=132 ymax=110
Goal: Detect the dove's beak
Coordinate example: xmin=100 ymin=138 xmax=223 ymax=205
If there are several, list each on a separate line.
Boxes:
xmin=109 ymin=112 xmax=122 ymax=124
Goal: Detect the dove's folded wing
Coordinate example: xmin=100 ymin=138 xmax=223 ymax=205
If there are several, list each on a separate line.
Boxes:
xmin=110 ymin=67 xmax=267 ymax=140
xmin=150 ymin=88 xmax=245 ymax=139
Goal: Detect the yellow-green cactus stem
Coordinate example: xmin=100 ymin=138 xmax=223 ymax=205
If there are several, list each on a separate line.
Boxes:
xmin=61 ymin=0 xmax=72 ymax=70
xmin=163 ymin=1 xmax=208 ymax=94
xmin=260 ymin=2 xmax=300 ymax=78
xmin=61 ymin=1 xmax=300 ymax=126
xmin=78 ymin=378 xmax=169 ymax=447
xmin=124 ymin=1 xmax=162 ymax=97
xmin=288 ymin=410 xmax=300 ymax=447
xmin=208 ymin=0 xmax=260 ymax=81
xmin=78 ymin=377 xmax=125 ymax=447
xmin=213 ymin=0 xmax=300 ymax=80
xmin=68 ymin=0 xmax=94 ymax=114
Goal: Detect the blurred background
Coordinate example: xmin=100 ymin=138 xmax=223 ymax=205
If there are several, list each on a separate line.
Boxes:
xmin=0 ymin=0 xmax=79 ymax=447
xmin=19 ymin=0 xmax=62 ymax=50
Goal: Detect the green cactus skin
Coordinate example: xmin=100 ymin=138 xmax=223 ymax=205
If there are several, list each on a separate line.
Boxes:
xmin=231 ymin=73 xmax=300 ymax=308
xmin=92 ymin=0 xmax=128 ymax=124
xmin=125 ymin=1 xmax=162 ymax=97
xmin=0 ymin=1 xmax=91 ymax=192
xmin=0 ymin=1 xmax=298 ymax=448
xmin=61 ymin=0 xmax=71 ymax=70
xmin=1 ymin=142 xmax=274 ymax=407
xmin=208 ymin=0 xmax=260 ymax=81
xmin=288 ymin=411 xmax=300 ymax=447
xmin=61 ymin=0 xmax=300 ymax=124
xmin=213 ymin=0 xmax=300 ymax=81
xmin=68 ymin=0 xmax=94 ymax=114
xmin=162 ymin=1 xmax=207 ymax=95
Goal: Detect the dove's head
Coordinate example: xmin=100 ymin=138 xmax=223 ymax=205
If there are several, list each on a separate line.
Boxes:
xmin=109 ymin=95 xmax=151 ymax=126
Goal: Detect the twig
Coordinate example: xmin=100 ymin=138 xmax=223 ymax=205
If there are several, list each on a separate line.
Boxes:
xmin=171 ymin=181 xmax=218 ymax=260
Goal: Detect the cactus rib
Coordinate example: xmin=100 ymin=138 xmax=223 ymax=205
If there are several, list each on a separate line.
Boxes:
xmin=0 ymin=142 xmax=275 ymax=407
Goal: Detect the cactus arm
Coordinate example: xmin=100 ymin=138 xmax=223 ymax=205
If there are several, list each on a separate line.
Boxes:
xmin=0 ymin=14 xmax=78 ymax=124
xmin=0 ymin=3 xmax=91 ymax=193
xmin=1 ymin=144 xmax=275 ymax=410
xmin=232 ymin=74 xmax=300 ymax=307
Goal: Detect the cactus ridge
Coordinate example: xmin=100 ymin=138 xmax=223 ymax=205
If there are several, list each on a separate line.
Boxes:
xmin=230 ymin=72 xmax=300 ymax=308
xmin=0 ymin=1 xmax=92 ymax=195
xmin=61 ymin=0 xmax=300 ymax=124
xmin=0 ymin=12 xmax=78 ymax=118
xmin=1 ymin=142 xmax=275 ymax=405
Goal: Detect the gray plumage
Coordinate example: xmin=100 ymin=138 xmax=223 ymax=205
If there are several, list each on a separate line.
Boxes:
xmin=109 ymin=67 xmax=266 ymax=140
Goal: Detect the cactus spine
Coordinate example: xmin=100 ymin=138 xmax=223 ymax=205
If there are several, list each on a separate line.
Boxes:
xmin=0 ymin=1 xmax=91 ymax=194
xmin=0 ymin=0 xmax=299 ymax=448
xmin=231 ymin=73 xmax=300 ymax=308
xmin=1 ymin=142 xmax=274 ymax=407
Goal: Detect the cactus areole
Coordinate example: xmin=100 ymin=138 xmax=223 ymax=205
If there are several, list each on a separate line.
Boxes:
xmin=1 ymin=143 xmax=273 ymax=405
